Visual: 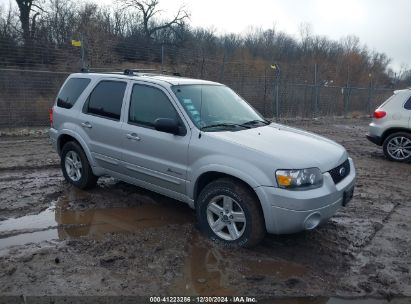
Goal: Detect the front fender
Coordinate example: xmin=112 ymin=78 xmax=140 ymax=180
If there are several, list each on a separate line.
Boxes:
xmin=188 ymin=155 xmax=273 ymax=199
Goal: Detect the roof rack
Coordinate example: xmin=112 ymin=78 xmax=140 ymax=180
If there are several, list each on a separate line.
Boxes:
xmin=79 ymin=67 xmax=182 ymax=77
xmin=123 ymin=68 xmax=157 ymax=76
xmin=80 ymin=67 xmax=122 ymax=74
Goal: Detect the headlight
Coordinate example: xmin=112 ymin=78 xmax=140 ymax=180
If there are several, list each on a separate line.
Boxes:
xmin=276 ymin=168 xmax=323 ymax=190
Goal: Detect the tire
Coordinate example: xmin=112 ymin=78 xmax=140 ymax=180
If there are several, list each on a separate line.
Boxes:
xmin=61 ymin=141 xmax=98 ymax=189
xmin=196 ymin=177 xmax=266 ymax=248
xmin=382 ymin=132 xmax=411 ymax=162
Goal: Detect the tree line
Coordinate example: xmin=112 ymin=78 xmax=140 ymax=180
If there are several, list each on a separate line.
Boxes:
xmin=1 ymin=0 xmax=410 ymax=88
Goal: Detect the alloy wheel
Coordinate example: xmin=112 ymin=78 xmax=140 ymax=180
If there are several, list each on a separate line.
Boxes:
xmin=206 ymin=195 xmax=246 ymax=241
xmin=64 ymin=150 xmax=83 ymax=182
xmin=387 ymin=136 xmax=411 ymax=160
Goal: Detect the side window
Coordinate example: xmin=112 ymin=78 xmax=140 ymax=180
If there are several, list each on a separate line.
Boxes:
xmin=85 ymin=80 xmax=126 ymax=120
xmin=404 ymin=95 xmax=411 ymax=110
xmin=57 ymin=78 xmax=90 ymax=109
xmin=129 ymin=84 xmax=179 ymax=127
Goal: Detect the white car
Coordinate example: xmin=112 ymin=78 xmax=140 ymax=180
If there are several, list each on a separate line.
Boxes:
xmin=367 ymin=88 xmax=411 ymax=162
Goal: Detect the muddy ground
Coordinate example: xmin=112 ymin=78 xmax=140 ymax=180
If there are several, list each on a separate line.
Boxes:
xmin=0 ymin=118 xmax=410 ymax=301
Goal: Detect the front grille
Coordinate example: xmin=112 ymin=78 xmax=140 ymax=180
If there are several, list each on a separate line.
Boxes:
xmin=328 ymin=159 xmax=350 ymax=184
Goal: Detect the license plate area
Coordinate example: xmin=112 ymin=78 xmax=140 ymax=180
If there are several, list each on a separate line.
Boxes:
xmin=342 ymin=186 xmax=354 ymax=206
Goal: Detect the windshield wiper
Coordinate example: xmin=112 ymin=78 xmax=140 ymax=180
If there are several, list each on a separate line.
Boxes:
xmin=239 ymin=119 xmax=271 ymax=127
xmin=200 ymin=123 xmax=250 ymax=131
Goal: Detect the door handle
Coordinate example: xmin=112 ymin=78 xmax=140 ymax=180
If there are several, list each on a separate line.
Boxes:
xmin=81 ymin=122 xmax=92 ymax=128
xmin=126 ymin=133 xmax=141 ymax=141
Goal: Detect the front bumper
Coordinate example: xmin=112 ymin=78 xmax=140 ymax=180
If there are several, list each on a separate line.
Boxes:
xmin=255 ymin=158 xmax=356 ymax=234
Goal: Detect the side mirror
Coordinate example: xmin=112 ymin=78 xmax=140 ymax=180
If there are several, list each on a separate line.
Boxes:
xmin=154 ymin=118 xmax=181 ymax=135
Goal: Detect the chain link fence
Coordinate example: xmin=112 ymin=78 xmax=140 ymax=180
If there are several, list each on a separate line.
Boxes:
xmin=0 ymin=42 xmax=394 ymax=127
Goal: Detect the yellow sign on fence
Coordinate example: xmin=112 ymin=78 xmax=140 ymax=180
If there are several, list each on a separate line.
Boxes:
xmin=71 ymin=40 xmax=81 ymax=47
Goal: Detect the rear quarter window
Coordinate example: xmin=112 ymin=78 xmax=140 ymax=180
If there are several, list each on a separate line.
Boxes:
xmin=57 ymin=78 xmax=91 ymax=109
xmin=404 ymin=95 xmax=411 ymax=110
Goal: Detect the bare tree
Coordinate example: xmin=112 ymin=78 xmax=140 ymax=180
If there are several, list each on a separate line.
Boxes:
xmin=15 ymin=0 xmax=45 ymax=45
xmin=299 ymin=22 xmax=313 ymax=55
xmin=117 ymin=0 xmax=189 ymax=43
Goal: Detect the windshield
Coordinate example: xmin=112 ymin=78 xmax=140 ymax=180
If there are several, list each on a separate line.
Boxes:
xmin=172 ymin=84 xmax=268 ymax=131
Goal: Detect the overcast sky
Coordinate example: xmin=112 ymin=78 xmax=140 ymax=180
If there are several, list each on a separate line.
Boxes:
xmin=1 ymin=0 xmax=409 ymax=72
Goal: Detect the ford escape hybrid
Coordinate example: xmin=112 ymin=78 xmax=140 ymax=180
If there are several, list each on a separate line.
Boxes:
xmin=49 ymin=70 xmax=356 ymax=247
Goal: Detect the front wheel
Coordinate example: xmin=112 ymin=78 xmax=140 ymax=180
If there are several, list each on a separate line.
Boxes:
xmin=383 ymin=132 xmax=411 ymax=162
xmin=196 ymin=178 xmax=266 ymax=248
xmin=61 ymin=141 xmax=98 ymax=189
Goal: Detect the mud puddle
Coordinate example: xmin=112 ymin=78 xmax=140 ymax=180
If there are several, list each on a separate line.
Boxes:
xmin=0 ymin=230 xmax=59 ymax=253
xmin=170 ymin=233 xmax=307 ymax=296
xmin=0 ymin=205 xmax=56 ymax=232
xmin=0 ymin=189 xmax=194 ymax=252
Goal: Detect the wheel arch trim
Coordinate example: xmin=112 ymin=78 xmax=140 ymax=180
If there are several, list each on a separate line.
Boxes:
xmin=191 ymin=165 xmax=261 ymax=200
xmin=382 ymin=128 xmax=411 ymax=142
xmin=57 ymin=129 xmax=96 ymax=167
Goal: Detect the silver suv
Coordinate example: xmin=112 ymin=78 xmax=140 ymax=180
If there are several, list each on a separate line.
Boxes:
xmin=49 ymin=71 xmax=356 ymax=247
xmin=367 ymin=88 xmax=411 ymax=162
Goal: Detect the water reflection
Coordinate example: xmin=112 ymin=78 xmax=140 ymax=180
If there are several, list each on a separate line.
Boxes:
xmin=0 ymin=187 xmax=193 ymax=250
xmin=170 ymin=233 xmax=307 ymax=296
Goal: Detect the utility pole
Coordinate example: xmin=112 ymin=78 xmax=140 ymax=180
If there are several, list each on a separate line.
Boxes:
xmin=161 ymin=44 xmax=164 ymax=73
xmin=219 ymin=52 xmax=226 ymax=82
xmin=314 ymin=63 xmax=318 ymax=117
xmin=80 ymin=33 xmax=85 ymax=70
xmin=344 ymin=66 xmax=350 ymax=118
xmin=71 ymin=35 xmax=85 ymax=70
xmin=367 ymin=73 xmax=373 ymax=115
xmin=270 ymin=63 xmax=281 ymax=120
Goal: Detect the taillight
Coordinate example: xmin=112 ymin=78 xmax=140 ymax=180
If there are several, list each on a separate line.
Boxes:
xmin=373 ymin=110 xmax=386 ymax=119
xmin=49 ymin=107 xmax=54 ymax=127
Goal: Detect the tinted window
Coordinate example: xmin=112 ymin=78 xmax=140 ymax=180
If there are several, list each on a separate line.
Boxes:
xmin=129 ymin=84 xmax=178 ymax=126
xmin=405 ymin=95 xmax=411 ymax=110
xmin=57 ymin=78 xmax=90 ymax=109
xmin=86 ymin=81 xmax=126 ymax=120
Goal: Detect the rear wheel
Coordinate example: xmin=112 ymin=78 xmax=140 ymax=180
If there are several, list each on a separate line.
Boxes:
xmin=196 ymin=178 xmax=265 ymax=248
xmin=383 ymin=132 xmax=411 ymax=162
xmin=61 ymin=141 xmax=98 ymax=189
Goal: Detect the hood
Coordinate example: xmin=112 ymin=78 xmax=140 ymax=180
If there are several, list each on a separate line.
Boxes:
xmin=208 ymin=124 xmax=347 ymax=172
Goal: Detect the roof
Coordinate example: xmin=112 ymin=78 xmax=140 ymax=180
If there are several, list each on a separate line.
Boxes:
xmin=70 ymin=71 xmax=221 ymax=87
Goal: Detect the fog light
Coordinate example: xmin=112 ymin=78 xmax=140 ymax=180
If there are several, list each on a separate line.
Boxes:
xmin=304 ymin=212 xmax=321 ymax=230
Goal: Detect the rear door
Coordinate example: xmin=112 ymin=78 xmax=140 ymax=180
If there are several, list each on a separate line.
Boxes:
xmin=78 ymin=79 xmax=129 ymax=172
xmin=121 ymin=82 xmax=191 ymax=198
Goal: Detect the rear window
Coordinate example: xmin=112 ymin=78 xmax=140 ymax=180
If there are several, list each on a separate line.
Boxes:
xmin=57 ymin=78 xmax=91 ymax=109
xmin=84 ymin=80 xmax=127 ymax=120
xmin=404 ymin=95 xmax=411 ymax=110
